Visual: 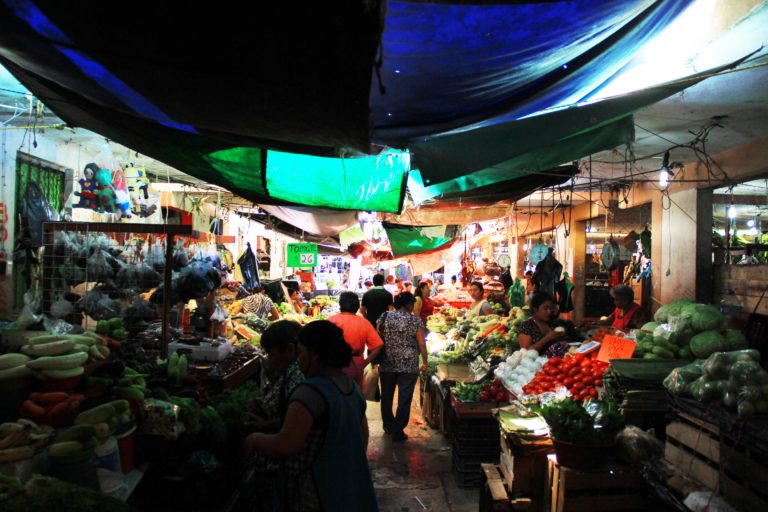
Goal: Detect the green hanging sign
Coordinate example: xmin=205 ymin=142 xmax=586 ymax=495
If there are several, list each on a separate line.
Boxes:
xmin=286 ymin=243 xmax=318 ymax=268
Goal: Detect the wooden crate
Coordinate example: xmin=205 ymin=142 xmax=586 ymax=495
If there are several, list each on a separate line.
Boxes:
xmin=664 ymin=411 xmax=721 ymax=490
xmin=720 ymin=434 xmax=768 ymax=511
xmin=437 ymin=363 xmax=476 ymax=382
xmin=499 ymin=433 xmax=549 ymax=498
xmin=546 ymin=455 xmax=647 ymax=512
xmin=479 ymin=464 xmax=534 ymax=512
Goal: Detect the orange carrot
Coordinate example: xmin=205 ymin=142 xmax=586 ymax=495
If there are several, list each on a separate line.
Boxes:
xmin=21 ymin=400 xmax=46 ymax=417
xmin=29 ymin=392 xmax=70 ymax=404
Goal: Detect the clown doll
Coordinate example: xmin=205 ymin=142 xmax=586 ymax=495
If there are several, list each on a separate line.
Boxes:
xmin=112 ymin=170 xmax=132 ymax=219
xmin=94 ymin=168 xmax=117 ymax=213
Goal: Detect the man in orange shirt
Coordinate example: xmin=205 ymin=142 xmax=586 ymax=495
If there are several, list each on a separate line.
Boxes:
xmin=329 ymin=292 xmax=384 ymax=388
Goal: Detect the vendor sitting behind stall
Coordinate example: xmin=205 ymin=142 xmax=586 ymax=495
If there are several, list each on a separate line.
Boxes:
xmin=516 ymin=291 xmax=569 ymax=358
xmin=468 ymin=281 xmax=493 ymax=318
xmin=288 ymin=288 xmax=306 ymax=315
xmin=241 ymin=286 xmax=281 ymax=320
xmin=601 ymin=284 xmax=647 ymax=331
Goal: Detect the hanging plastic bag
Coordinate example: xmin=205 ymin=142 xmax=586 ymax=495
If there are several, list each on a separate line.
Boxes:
xmin=210 ymin=302 xmax=228 ymax=322
xmin=146 ymin=240 xmax=166 ymax=272
xmin=22 ymin=181 xmax=59 ymax=248
xmin=237 ymin=242 xmax=259 ymax=291
xmin=79 ymin=288 xmax=120 ymax=320
xmin=86 ymin=250 xmax=116 ymax=282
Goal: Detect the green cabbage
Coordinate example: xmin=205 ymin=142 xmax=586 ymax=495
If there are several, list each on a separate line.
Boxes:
xmin=640 ymin=322 xmax=659 ymax=332
xmin=689 ymin=304 xmax=725 ymax=332
xmin=690 ymin=330 xmax=725 ymax=358
xmin=654 ymin=299 xmax=694 ymax=323
xmin=723 ymin=329 xmax=747 ymax=351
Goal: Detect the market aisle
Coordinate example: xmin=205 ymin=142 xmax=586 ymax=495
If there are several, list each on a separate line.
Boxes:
xmin=366 ymin=394 xmax=478 ymax=512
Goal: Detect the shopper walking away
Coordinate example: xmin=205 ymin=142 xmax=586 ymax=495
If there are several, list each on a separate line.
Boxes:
xmin=377 ymin=292 xmax=428 ymax=442
xmin=245 ymin=321 xmax=378 ymax=511
xmin=329 ymin=292 xmax=384 ymax=388
xmin=360 ymin=273 xmax=393 ymax=327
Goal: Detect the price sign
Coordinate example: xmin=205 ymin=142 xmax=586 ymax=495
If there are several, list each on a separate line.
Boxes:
xmin=596 ymin=334 xmax=637 ymax=363
xmin=286 ymin=243 xmax=318 ymax=268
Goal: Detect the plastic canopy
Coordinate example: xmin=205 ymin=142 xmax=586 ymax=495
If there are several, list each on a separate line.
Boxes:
xmin=384 ymin=223 xmax=455 ymax=258
xmin=373 ymin=0 xmax=694 ymax=143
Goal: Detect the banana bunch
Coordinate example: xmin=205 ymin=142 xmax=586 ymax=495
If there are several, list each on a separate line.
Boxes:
xmin=0 ymin=419 xmax=52 ymax=464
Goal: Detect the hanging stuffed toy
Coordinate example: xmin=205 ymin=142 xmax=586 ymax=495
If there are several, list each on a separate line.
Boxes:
xmin=74 ymin=163 xmax=99 ymax=209
xmin=94 ymin=168 xmax=117 ymax=213
xmin=124 ymin=165 xmax=151 ymax=214
xmin=112 ymin=170 xmax=132 ymax=219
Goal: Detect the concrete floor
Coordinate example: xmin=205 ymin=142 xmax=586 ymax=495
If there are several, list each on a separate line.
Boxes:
xmin=366 ymin=394 xmax=478 ymax=512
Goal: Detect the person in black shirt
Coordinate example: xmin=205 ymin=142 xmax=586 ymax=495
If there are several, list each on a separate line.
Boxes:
xmin=360 ymin=273 xmax=394 ymax=326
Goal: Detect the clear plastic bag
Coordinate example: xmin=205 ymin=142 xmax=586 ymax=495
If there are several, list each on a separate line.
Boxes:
xmin=79 ymin=288 xmax=120 ymax=320
xmin=50 ymin=293 xmax=75 ymax=319
xmin=86 ymin=250 xmax=116 ymax=282
xmin=616 ymin=426 xmax=663 ymax=465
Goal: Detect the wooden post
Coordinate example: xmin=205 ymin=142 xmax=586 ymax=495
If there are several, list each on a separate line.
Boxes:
xmin=570 ymin=221 xmax=586 ymax=323
xmin=161 ymin=234 xmax=174 ymax=359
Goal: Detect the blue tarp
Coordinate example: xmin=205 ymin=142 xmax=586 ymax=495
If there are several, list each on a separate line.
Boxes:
xmin=373 ymin=0 xmax=694 ymax=144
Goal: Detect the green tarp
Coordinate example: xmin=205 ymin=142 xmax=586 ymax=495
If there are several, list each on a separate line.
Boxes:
xmin=384 ymin=223 xmax=454 ymax=258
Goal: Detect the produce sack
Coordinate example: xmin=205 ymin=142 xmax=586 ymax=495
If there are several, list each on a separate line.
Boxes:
xmin=237 ymin=242 xmax=260 ymax=291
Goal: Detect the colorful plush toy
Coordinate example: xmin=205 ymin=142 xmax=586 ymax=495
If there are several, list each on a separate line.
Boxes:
xmin=94 ymin=168 xmax=116 ymax=213
xmin=74 ymin=163 xmax=99 ymax=209
xmin=112 ymin=170 xmax=132 ymax=219
xmin=124 ymin=165 xmax=151 ymax=214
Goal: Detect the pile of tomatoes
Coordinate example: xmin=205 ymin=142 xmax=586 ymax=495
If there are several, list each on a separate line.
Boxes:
xmin=521 ymin=351 xmax=608 ymax=401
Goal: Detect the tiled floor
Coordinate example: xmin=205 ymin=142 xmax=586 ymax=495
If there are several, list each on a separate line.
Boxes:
xmin=367 ymin=395 xmax=478 ymax=512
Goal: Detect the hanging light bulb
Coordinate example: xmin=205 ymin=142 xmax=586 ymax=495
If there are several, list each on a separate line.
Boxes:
xmin=727 ymin=205 xmax=737 ymax=219
xmin=658 ymin=151 xmax=672 ymax=189
xmin=748 ymin=219 xmax=755 ymax=228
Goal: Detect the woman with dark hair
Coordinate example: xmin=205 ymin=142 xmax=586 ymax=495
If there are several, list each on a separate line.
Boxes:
xmin=468 ymin=281 xmax=493 ymax=318
xmin=601 ymin=284 xmax=647 ymax=331
xmin=412 ymin=281 xmax=435 ymax=325
xmin=249 ymin=320 xmax=305 ymax=432
xmin=516 ymin=292 xmax=568 ymax=358
xmin=377 ymin=292 xmax=428 ymax=442
xmin=245 ymin=321 xmax=378 ymax=511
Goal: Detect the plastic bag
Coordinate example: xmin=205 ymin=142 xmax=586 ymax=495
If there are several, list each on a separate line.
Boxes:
xmin=86 ymin=250 xmax=116 ymax=282
xmin=50 ymin=293 xmax=75 ymax=319
xmin=174 ymin=260 xmax=216 ymax=301
xmin=79 ymin=288 xmax=120 ymax=320
xmin=616 ymin=426 xmax=663 ymax=465
xmin=16 ymin=291 xmax=43 ymax=329
xmin=122 ymin=294 xmax=157 ymax=321
xmin=43 ymin=318 xmax=79 ymax=334
xmin=210 ymin=302 xmax=228 ymax=322
xmin=22 ymin=181 xmax=58 ymax=248
xmin=146 ymin=241 xmax=166 ymax=272
xmin=683 ymin=491 xmax=737 ymax=512
xmin=237 ymin=242 xmax=260 ymax=291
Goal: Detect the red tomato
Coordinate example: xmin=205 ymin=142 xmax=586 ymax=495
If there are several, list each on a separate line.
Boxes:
xmin=563 ymin=377 xmax=574 ymax=386
xmin=573 ymin=353 xmax=585 ymax=362
xmin=495 ymin=391 xmax=507 ymax=402
xmin=588 ymin=388 xmax=598 ymax=398
xmin=554 ymin=380 xmax=564 ymax=387
xmin=580 ymin=358 xmax=592 ymax=368
xmin=573 ymin=381 xmax=585 ymax=390
xmin=549 ymin=357 xmax=563 ymax=365
xmin=568 ymin=366 xmax=581 ymax=378
xmin=594 ymin=379 xmax=603 ymax=387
